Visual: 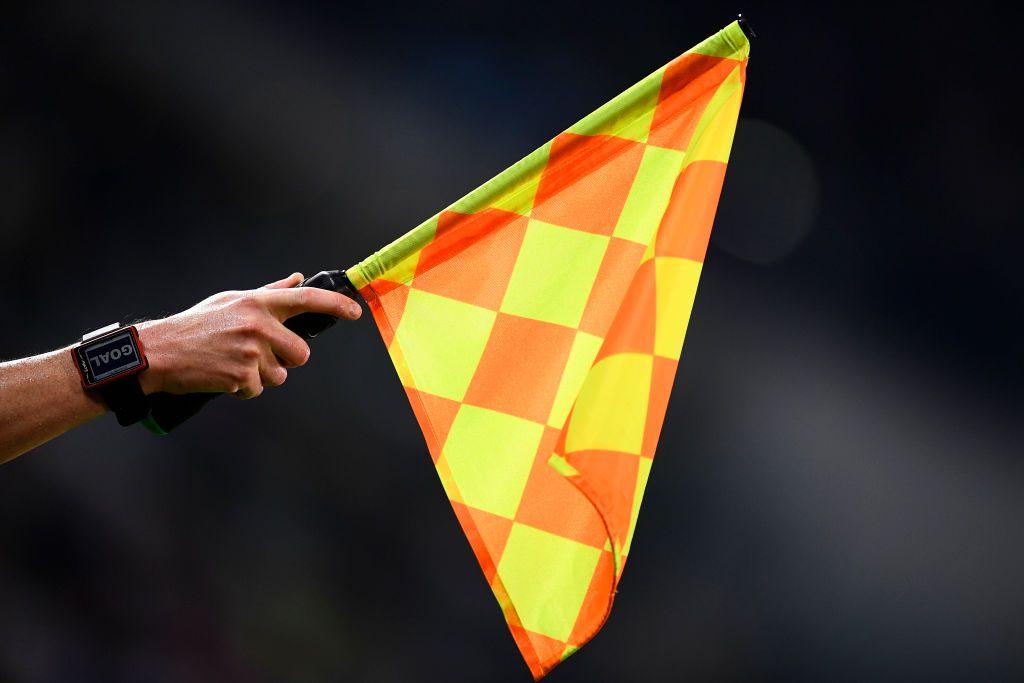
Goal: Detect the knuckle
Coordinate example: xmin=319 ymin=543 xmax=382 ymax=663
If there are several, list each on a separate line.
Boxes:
xmin=237 ymin=319 xmax=262 ymax=337
xmin=295 ymin=288 xmax=313 ymax=308
xmin=230 ymin=296 xmax=261 ymax=318
xmin=239 ymin=342 xmax=260 ymax=360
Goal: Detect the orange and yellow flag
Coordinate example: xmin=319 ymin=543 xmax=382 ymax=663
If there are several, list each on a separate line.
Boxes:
xmin=347 ymin=21 xmax=749 ymax=679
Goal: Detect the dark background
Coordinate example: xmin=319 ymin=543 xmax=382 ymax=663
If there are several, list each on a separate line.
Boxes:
xmin=2 ymin=2 xmax=1022 ymax=681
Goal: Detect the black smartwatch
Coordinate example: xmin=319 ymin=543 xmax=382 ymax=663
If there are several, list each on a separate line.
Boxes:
xmin=71 ymin=323 xmax=151 ymax=426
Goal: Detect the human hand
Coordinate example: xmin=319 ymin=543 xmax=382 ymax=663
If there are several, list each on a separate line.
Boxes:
xmin=136 ymin=273 xmax=361 ymax=399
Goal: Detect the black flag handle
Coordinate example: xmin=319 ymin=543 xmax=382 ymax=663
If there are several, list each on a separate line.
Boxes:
xmin=142 ymin=270 xmax=360 ymax=434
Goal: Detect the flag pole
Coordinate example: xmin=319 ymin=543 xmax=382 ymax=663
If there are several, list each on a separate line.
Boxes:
xmin=737 ymin=13 xmax=757 ymax=39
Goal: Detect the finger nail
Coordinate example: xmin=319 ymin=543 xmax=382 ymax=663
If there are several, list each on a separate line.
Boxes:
xmin=349 ymin=303 xmax=362 ymax=319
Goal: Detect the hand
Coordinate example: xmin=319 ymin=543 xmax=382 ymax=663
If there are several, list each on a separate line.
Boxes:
xmin=136 ymin=273 xmax=361 ymax=399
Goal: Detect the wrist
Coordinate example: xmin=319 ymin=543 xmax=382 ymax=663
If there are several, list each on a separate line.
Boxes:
xmin=135 ymin=320 xmax=168 ymax=395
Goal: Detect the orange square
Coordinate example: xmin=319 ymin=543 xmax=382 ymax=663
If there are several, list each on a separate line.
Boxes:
xmin=643 ymin=355 xmax=678 ymax=458
xmin=508 ymin=624 xmax=568 ymax=681
xmin=451 ymin=500 xmax=513 ymax=584
xmin=463 ymin=313 xmax=576 ymax=424
xmin=593 ymin=257 xmax=657 ymax=362
xmin=655 ymin=160 xmax=726 ymax=261
xmin=562 ymin=449 xmax=640 ymax=550
xmin=578 ymin=236 xmax=647 ymax=337
xmin=513 ymin=427 xmax=609 ymax=549
xmin=531 ymin=133 xmax=644 ymax=235
xmin=648 ymin=53 xmax=737 ymax=151
xmin=413 ymin=208 xmax=528 ymax=309
xmin=404 ymin=387 xmax=461 ymax=462
xmin=365 ymin=283 xmax=409 ymax=347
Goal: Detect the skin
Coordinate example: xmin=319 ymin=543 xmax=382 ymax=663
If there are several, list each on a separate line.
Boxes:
xmin=0 ymin=273 xmax=361 ymax=464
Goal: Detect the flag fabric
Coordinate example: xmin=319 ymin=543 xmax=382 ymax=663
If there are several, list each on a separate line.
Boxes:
xmin=346 ymin=21 xmax=749 ymax=679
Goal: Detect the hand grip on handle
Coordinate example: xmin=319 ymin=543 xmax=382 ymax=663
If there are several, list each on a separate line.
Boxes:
xmin=140 ymin=270 xmax=358 ymax=435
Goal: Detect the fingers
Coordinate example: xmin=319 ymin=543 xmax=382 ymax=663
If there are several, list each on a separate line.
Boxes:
xmin=263 ymin=320 xmax=311 ymax=368
xmin=263 ymin=272 xmax=304 ymax=290
xmin=234 ymin=340 xmax=290 ymax=399
xmin=258 ymin=350 xmax=289 ymax=389
xmin=231 ymin=322 xmax=306 ymax=400
xmin=229 ymin=345 xmax=289 ymax=400
xmin=231 ymin=368 xmax=264 ymax=400
xmin=224 ymin=274 xmax=358 ymax=401
xmin=262 ymin=287 xmax=362 ymax=321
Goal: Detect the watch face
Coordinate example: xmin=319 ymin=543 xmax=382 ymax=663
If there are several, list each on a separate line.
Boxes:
xmin=76 ymin=328 xmax=146 ymax=386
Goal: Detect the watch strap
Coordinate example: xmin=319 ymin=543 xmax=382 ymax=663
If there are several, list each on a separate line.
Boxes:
xmin=97 ymin=375 xmax=151 ymax=426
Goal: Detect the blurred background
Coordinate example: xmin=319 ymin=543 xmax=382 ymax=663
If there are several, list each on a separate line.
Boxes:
xmin=2 ymin=1 xmax=1022 ymax=681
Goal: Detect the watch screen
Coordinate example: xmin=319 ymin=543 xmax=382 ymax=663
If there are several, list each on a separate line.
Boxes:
xmin=83 ymin=330 xmax=143 ymax=382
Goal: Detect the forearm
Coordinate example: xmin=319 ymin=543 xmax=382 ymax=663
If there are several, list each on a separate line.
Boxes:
xmin=0 ymin=348 xmax=107 ymax=464
xmin=0 ymin=273 xmax=359 ymax=463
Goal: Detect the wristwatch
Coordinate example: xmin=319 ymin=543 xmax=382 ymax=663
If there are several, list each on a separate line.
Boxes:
xmin=71 ymin=323 xmax=151 ymax=426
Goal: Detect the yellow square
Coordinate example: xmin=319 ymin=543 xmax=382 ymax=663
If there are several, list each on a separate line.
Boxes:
xmin=496 ymin=523 xmax=601 ymax=641
xmin=500 ymin=220 xmax=609 ymax=329
xmin=682 ymin=67 xmax=743 ymax=168
xmin=613 ymin=145 xmax=685 ymax=246
xmin=547 ymin=331 xmax=603 ymax=428
xmin=654 ymin=257 xmax=701 ymax=360
xmin=441 ymin=405 xmax=545 ymax=519
xmin=392 ymin=288 xmax=496 ymax=400
xmin=565 ymin=353 xmax=652 ymax=455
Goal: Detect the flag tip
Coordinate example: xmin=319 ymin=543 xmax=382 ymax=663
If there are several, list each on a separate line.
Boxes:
xmin=737 ymin=13 xmax=757 ymax=39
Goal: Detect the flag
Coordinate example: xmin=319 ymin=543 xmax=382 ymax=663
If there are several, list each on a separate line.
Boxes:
xmin=346 ymin=21 xmax=749 ymax=678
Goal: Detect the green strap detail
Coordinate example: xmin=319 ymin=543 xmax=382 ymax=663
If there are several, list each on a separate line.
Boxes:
xmin=140 ymin=414 xmax=169 ymax=436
